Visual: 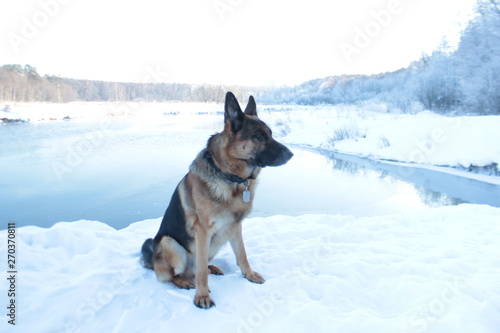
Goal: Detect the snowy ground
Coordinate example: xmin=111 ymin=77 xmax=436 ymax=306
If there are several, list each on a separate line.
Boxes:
xmin=2 ymin=205 xmax=500 ymax=333
xmin=1 ymin=102 xmax=500 ymax=332
xmin=263 ymin=104 xmax=500 ymax=177
xmin=1 ymin=101 xmax=224 ymax=122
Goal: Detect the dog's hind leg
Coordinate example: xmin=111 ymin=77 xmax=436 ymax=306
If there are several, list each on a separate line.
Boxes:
xmin=171 ymin=275 xmax=195 ymax=289
xmin=208 ymin=265 xmax=224 ymax=275
xmin=153 ymin=236 xmax=194 ymax=289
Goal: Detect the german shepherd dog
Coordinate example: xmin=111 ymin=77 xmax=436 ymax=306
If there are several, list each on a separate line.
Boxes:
xmin=140 ymin=92 xmax=293 ymax=309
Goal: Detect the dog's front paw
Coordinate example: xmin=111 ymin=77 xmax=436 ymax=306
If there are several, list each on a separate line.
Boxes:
xmin=244 ymin=271 xmax=265 ymax=284
xmin=194 ymin=294 xmax=215 ymax=309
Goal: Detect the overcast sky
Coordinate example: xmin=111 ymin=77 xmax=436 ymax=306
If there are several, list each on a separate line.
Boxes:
xmin=1 ymin=0 xmax=477 ymax=86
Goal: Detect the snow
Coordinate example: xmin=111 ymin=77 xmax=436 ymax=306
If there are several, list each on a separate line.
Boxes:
xmin=1 ymin=101 xmax=500 ymax=332
xmin=2 ymin=205 xmax=500 ymax=333
xmin=264 ymin=105 xmax=500 ymax=176
xmin=1 ymin=101 xmax=224 ymax=122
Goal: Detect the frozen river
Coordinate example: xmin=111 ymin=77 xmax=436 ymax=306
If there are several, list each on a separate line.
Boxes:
xmin=1 ymin=115 xmax=499 ymax=229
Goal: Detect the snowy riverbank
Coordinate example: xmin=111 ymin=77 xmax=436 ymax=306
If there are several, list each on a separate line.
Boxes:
xmin=4 ymin=101 xmax=498 ymax=176
xmin=268 ymin=106 xmax=500 ymax=176
xmin=2 ymin=204 xmax=500 ymax=333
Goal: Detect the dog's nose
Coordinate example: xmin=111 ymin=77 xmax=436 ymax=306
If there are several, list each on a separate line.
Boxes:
xmin=273 ymin=145 xmax=293 ymax=166
xmin=284 ymin=148 xmax=294 ymax=162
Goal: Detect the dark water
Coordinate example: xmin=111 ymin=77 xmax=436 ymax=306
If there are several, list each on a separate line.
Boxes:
xmin=314 ymin=148 xmax=500 ymax=207
xmin=1 ymin=120 xmax=499 ymax=230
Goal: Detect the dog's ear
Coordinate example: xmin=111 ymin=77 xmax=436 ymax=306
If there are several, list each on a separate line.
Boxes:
xmin=244 ymin=96 xmax=257 ymax=116
xmin=225 ymin=91 xmax=244 ymax=132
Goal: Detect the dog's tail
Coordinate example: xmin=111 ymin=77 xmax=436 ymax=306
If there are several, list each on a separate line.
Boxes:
xmin=140 ymin=238 xmax=155 ymax=269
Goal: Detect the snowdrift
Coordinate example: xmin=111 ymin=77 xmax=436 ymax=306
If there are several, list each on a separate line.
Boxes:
xmin=3 ymin=204 xmax=500 ymax=333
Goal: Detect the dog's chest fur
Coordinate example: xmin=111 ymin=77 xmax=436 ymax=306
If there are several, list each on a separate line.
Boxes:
xmin=181 ymin=168 xmax=255 ymax=257
xmin=207 ymin=211 xmax=241 ymax=258
xmin=197 ymin=181 xmax=254 ymax=259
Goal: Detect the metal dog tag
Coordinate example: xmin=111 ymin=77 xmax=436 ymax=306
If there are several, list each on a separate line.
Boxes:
xmin=242 ymin=180 xmax=251 ymax=203
xmin=242 ymin=190 xmax=251 ymax=203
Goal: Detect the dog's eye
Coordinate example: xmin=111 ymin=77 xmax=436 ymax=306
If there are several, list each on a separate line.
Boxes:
xmin=252 ymin=131 xmax=266 ymax=141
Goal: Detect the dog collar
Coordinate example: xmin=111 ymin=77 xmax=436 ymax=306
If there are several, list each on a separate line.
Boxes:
xmin=203 ymin=150 xmax=249 ymax=184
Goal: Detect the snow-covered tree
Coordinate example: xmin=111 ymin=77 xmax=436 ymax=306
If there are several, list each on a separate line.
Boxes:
xmin=454 ymin=0 xmax=500 ymax=114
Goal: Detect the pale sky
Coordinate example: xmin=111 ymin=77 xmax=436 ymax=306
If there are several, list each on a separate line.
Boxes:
xmin=1 ymin=0 xmax=477 ymax=86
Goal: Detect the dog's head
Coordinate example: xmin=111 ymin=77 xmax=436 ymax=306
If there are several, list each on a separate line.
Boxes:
xmin=223 ymin=92 xmax=293 ymax=168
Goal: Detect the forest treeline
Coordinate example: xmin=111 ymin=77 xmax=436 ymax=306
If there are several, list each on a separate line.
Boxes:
xmin=0 ymin=64 xmax=259 ymax=103
xmin=1 ymin=0 xmax=498 ymax=115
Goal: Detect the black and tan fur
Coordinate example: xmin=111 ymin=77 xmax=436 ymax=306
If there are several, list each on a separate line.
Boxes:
xmin=141 ymin=92 xmax=293 ymax=309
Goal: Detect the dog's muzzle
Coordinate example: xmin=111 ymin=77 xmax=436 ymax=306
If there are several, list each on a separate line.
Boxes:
xmin=252 ymin=141 xmax=293 ymax=168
